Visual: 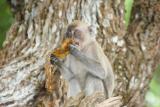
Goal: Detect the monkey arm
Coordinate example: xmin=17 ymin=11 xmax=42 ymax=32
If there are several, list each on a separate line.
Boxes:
xmin=50 ymin=54 xmax=74 ymax=80
xmin=69 ymin=45 xmax=106 ymax=79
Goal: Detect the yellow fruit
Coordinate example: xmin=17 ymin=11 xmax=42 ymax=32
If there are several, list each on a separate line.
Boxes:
xmin=52 ymin=38 xmax=73 ymax=59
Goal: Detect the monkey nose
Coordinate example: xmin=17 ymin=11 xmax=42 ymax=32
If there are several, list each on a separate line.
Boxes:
xmin=74 ymin=41 xmax=79 ymax=46
xmin=73 ymin=39 xmax=78 ymax=45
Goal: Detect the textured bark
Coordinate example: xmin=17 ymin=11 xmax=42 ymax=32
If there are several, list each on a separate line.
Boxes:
xmin=0 ymin=0 xmax=159 ymax=107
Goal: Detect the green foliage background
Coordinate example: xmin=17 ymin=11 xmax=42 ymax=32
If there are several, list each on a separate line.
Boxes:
xmin=0 ymin=0 xmax=13 ymax=47
xmin=0 ymin=0 xmax=159 ymax=107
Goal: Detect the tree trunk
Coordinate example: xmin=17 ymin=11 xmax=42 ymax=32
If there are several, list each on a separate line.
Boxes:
xmin=0 ymin=0 xmax=159 ymax=107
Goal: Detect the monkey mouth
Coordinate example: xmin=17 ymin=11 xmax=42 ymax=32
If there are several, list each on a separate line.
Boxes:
xmin=74 ymin=41 xmax=80 ymax=46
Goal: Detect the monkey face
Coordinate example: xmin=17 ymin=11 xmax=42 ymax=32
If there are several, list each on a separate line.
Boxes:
xmin=65 ymin=21 xmax=91 ymax=50
xmin=72 ymin=27 xmax=91 ymax=50
xmin=66 ymin=29 xmax=83 ymax=46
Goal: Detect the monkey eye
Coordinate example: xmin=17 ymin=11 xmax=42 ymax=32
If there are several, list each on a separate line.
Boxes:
xmin=66 ymin=30 xmax=73 ymax=38
xmin=74 ymin=29 xmax=82 ymax=39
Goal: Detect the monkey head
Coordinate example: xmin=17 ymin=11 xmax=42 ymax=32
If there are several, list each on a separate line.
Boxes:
xmin=65 ymin=20 xmax=95 ymax=50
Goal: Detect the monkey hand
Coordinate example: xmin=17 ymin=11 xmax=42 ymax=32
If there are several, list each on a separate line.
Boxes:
xmin=50 ymin=54 xmax=61 ymax=66
xmin=69 ymin=44 xmax=81 ymax=57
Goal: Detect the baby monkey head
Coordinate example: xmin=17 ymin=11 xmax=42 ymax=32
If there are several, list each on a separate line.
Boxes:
xmin=65 ymin=20 xmax=95 ymax=50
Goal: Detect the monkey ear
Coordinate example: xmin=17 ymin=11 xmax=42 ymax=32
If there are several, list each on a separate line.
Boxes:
xmin=88 ymin=25 xmax=97 ymax=38
xmin=88 ymin=25 xmax=94 ymax=32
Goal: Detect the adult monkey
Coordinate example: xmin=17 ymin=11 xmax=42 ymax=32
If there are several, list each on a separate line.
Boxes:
xmin=50 ymin=20 xmax=114 ymax=99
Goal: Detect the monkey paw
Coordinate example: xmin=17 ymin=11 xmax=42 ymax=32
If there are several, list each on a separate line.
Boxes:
xmin=50 ymin=54 xmax=60 ymax=65
xmin=69 ymin=44 xmax=79 ymax=55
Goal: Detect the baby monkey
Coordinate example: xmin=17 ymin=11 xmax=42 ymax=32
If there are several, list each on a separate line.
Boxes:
xmin=50 ymin=20 xmax=114 ymax=98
